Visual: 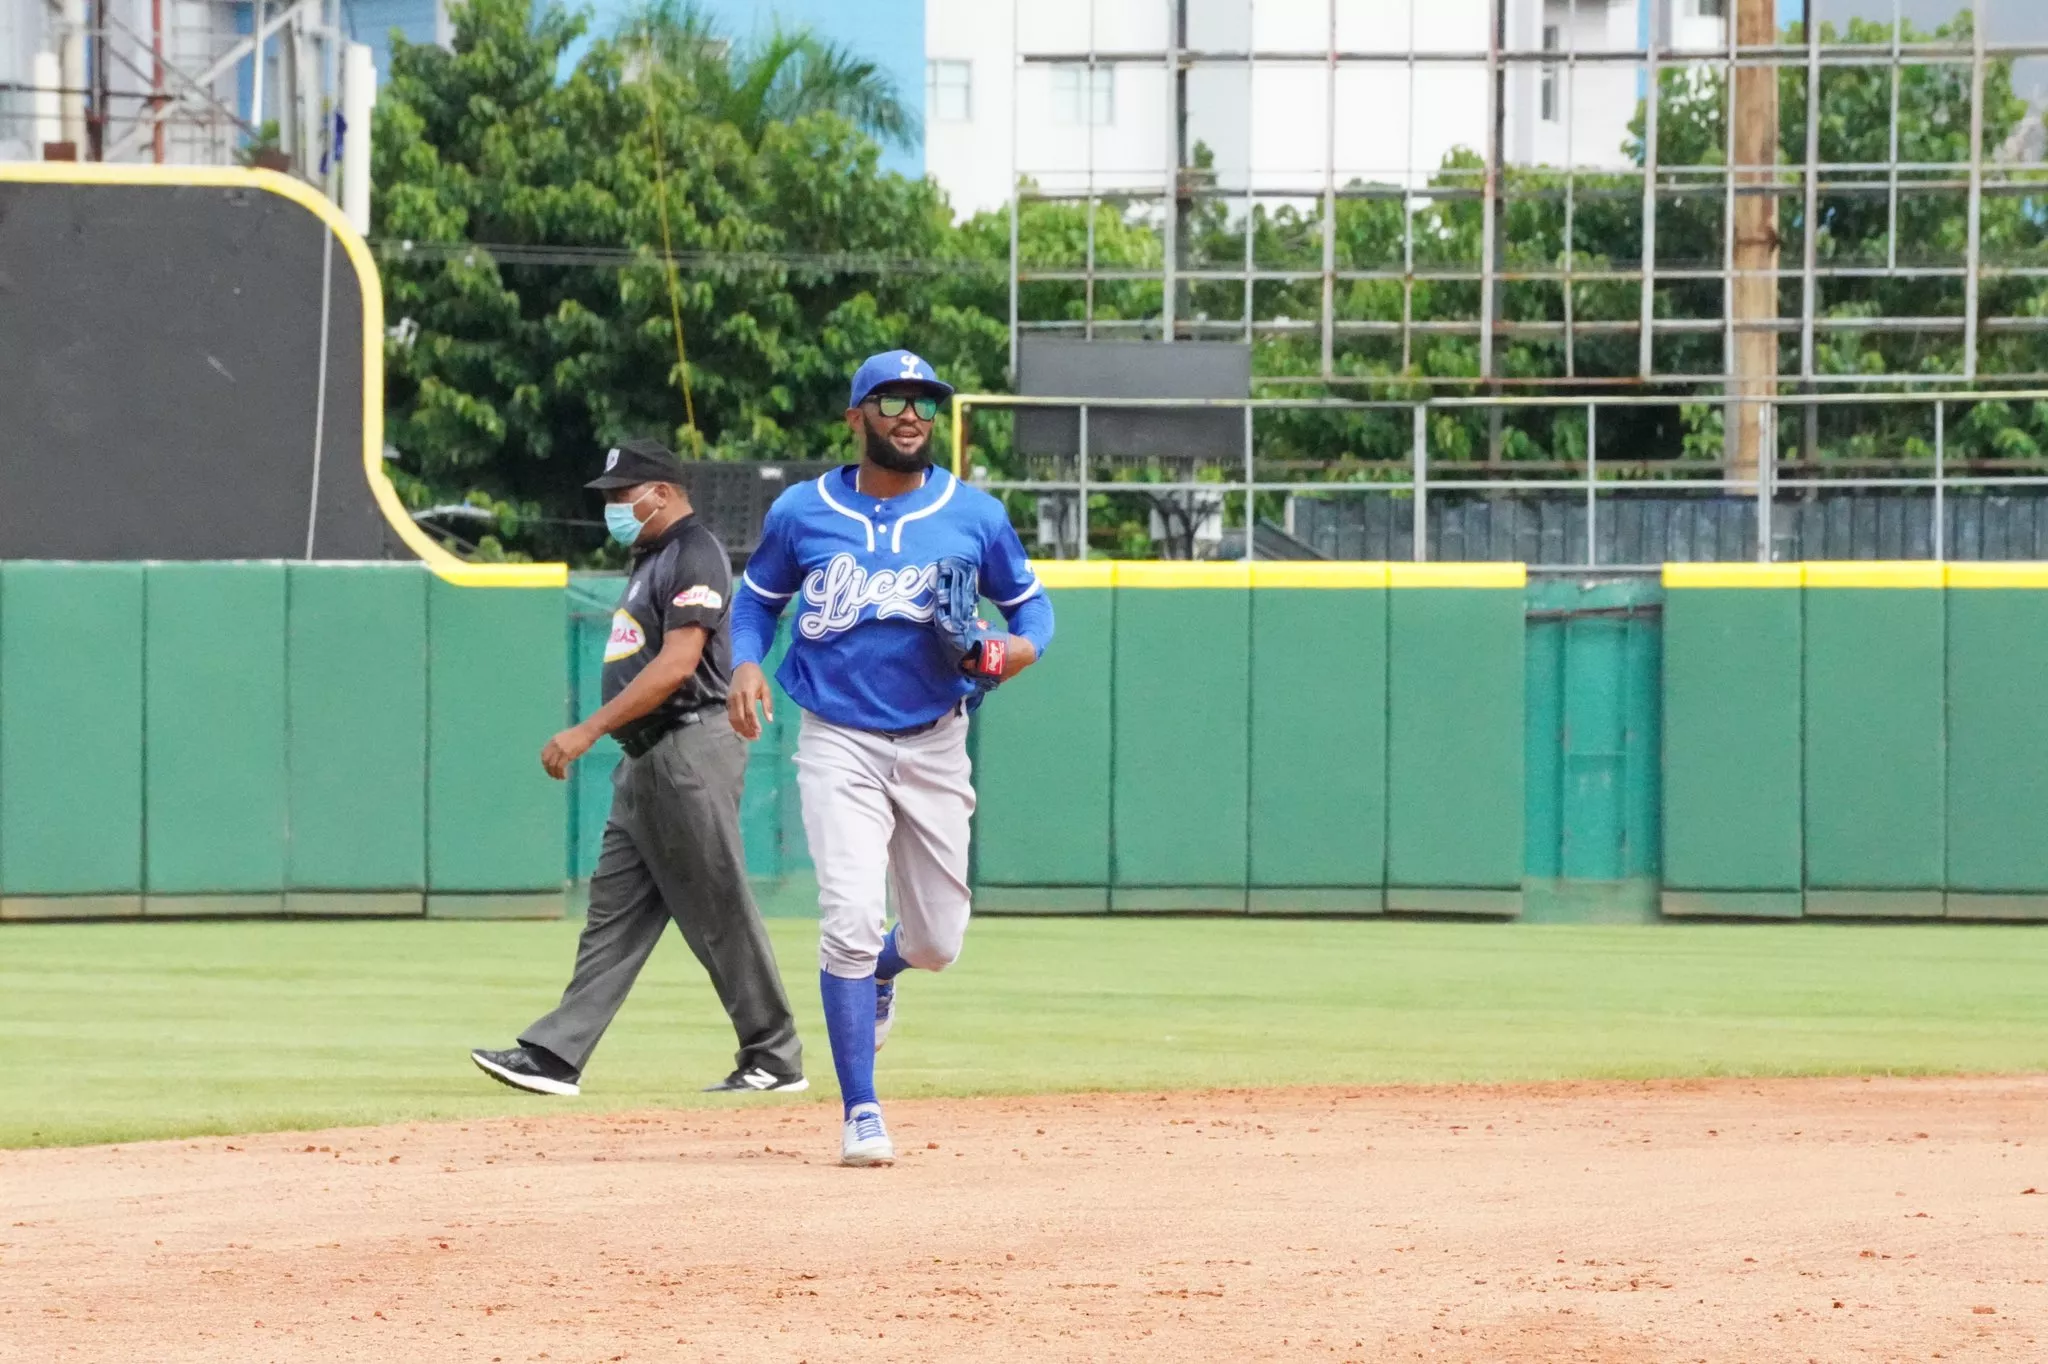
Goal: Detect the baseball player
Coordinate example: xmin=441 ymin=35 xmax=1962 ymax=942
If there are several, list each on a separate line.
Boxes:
xmin=727 ymin=350 xmax=1054 ymax=1167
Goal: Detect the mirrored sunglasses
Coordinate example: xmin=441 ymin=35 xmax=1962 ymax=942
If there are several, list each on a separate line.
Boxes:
xmin=871 ymin=394 xmax=940 ymax=421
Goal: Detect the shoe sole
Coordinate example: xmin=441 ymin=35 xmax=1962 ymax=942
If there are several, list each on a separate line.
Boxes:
xmin=471 ymin=1051 xmax=579 ymax=1097
xmin=704 ymin=1077 xmax=811 ymax=1094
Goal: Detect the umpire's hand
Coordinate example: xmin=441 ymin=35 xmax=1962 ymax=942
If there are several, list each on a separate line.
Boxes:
xmin=541 ymin=724 xmax=598 ymax=780
xmin=729 ymin=663 xmax=775 ymax=741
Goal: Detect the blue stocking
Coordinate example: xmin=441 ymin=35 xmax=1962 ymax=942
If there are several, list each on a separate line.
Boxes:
xmin=875 ymin=925 xmax=909 ymax=982
xmin=818 ymin=969 xmax=878 ymax=1115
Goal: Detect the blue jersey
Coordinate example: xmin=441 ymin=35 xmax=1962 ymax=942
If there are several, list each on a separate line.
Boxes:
xmin=730 ymin=465 xmax=1055 ymax=732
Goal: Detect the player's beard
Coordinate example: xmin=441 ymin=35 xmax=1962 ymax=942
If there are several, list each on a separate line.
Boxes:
xmin=864 ymin=422 xmax=932 ymax=474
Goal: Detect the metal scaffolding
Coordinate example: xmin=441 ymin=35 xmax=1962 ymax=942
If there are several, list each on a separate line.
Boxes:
xmin=991 ymin=0 xmax=2048 ymax=560
xmin=1006 ymin=0 xmax=2048 ymax=390
xmin=0 ymin=0 xmax=348 ymax=180
xmin=957 ymin=386 xmax=2048 ymax=564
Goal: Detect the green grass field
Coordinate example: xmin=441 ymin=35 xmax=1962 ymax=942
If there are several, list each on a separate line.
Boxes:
xmin=6 ymin=915 xmax=2048 ymax=1149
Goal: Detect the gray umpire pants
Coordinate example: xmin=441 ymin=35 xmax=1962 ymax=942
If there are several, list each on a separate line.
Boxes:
xmin=521 ymin=712 xmax=802 ymax=1079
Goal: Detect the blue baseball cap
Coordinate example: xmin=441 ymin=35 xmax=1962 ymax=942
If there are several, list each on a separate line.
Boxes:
xmin=849 ymin=350 xmax=954 ymax=410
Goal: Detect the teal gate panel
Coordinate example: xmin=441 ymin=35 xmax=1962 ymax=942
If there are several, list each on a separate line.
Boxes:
xmin=1524 ymin=577 xmax=1663 ymax=923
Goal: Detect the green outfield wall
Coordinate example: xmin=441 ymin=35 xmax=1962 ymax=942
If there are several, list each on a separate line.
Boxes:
xmin=971 ymin=562 xmax=1530 ymax=916
xmin=972 ymin=560 xmax=2048 ymax=923
xmin=1659 ymin=560 xmax=2048 ymax=921
xmin=10 ymin=559 xmax=2048 ymax=925
xmin=0 ymin=561 xmax=565 ymax=921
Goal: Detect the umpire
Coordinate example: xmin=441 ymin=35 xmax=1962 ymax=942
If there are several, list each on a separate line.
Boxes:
xmin=470 ymin=438 xmax=806 ymax=1097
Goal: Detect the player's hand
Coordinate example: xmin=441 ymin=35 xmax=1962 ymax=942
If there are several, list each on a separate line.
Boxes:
xmin=540 ymin=724 xmax=598 ymax=780
xmin=729 ymin=662 xmax=774 ymax=741
xmin=996 ymin=633 xmax=1037 ymax=680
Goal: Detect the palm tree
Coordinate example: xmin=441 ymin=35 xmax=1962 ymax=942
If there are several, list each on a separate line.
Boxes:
xmin=618 ymin=0 xmax=921 ymax=151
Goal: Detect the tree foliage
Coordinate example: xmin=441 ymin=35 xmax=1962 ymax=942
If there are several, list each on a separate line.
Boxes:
xmin=617 ymin=0 xmax=922 ymax=151
xmin=374 ymin=0 xmax=1000 ymax=561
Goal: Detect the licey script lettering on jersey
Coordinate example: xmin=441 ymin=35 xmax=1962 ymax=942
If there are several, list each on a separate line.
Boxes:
xmin=798 ymin=554 xmax=943 ymax=639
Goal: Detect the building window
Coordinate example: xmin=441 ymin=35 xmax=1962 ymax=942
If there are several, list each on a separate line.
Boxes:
xmin=1695 ymin=0 xmax=1726 ymax=15
xmin=927 ymin=59 xmax=972 ymax=124
xmin=1540 ymin=26 xmax=1560 ymax=124
xmin=1050 ymin=64 xmax=1114 ymax=127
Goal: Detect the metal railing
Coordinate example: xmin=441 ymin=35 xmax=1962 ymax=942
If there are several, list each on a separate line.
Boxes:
xmin=951 ymin=386 xmax=2048 ymax=564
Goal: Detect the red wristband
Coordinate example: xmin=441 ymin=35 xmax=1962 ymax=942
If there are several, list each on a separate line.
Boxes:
xmin=978 ymin=636 xmax=1006 ymax=678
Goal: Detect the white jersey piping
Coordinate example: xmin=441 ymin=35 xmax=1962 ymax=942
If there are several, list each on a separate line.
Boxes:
xmin=993 ymin=578 xmax=1042 ymax=609
xmin=741 ymin=570 xmax=795 ymax=601
xmin=813 ymin=472 xmax=877 ymax=552
xmin=888 ymin=469 xmax=956 ymax=554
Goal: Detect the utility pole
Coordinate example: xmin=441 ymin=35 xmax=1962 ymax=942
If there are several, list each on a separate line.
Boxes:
xmin=1163 ymin=0 xmax=1189 ymax=343
xmin=1485 ymin=0 xmax=1507 ymax=461
xmin=58 ymin=0 xmax=87 ymax=150
xmin=1728 ymin=0 xmax=1780 ymax=482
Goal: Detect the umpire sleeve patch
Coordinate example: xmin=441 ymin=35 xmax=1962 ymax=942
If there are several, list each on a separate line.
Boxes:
xmin=672 ymin=585 xmax=724 ymax=610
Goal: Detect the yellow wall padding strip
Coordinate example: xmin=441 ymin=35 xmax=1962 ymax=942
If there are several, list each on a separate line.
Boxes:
xmin=1114 ymin=561 xmax=1254 ymax=589
xmin=1387 ymin=562 xmax=1528 ymax=589
xmin=1028 ymin=562 xmax=1523 ymax=589
xmin=1663 ymin=562 xmax=1805 ymax=589
xmin=1663 ymin=562 xmax=2048 ymax=589
xmin=1248 ymin=562 xmax=1392 ymax=588
xmin=1945 ymin=562 xmax=2048 ymax=588
xmin=1803 ymin=562 xmax=1945 ymax=588
xmin=1029 ymin=561 xmax=1116 ymax=589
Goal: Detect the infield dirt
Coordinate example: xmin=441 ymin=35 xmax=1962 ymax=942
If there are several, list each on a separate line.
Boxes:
xmin=3 ymin=1076 xmax=2044 ymax=1362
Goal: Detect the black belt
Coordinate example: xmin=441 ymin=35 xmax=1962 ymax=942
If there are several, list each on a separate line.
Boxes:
xmin=616 ymin=706 xmax=710 ymax=758
xmin=867 ymin=700 xmax=965 ymax=741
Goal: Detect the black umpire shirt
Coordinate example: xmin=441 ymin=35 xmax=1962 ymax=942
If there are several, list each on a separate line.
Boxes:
xmin=603 ymin=514 xmax=734 ymax=728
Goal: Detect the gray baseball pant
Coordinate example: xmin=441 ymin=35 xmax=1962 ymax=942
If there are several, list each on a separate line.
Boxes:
xmin=521 ymin=712 xmax=803 ymax=1078
xmin=795 ymin=707 xmax=976 ymax=979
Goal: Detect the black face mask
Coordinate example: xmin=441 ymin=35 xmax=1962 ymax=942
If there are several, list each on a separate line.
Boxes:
xmin=863 ymin=419 xmax=932 ymax=474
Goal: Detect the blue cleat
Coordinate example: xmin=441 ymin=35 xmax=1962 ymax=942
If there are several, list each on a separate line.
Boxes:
xmin=874 ymin=975 xmax=897 ymax=1051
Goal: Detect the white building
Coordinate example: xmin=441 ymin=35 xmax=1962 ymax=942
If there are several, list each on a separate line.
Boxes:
xmin=925 ymin=0 xmax=1733 ymax=219
xmin=0 ymin=0 xmax=347 ymax=168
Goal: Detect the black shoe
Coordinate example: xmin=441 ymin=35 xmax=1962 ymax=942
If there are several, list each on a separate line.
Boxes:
xmin=471 ymin=1045 xmax=581 ymax=1096
xmin=702 ymin=1065 xmax=809 ymax=1094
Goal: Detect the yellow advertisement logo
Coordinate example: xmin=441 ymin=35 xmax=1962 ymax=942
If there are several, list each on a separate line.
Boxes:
xmin=604 ymin=610 xmax=645 ymax=662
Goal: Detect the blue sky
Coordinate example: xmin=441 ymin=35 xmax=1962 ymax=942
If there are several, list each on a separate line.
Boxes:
xmin=347 ymin=0 xmax=924 ymax=176
xmin=561 ymin=0 xmax=926 ymax=176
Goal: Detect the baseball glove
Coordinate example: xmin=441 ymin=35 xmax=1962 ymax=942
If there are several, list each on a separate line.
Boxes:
xmin=932 ymin=557 xmax=1006 ymax=694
